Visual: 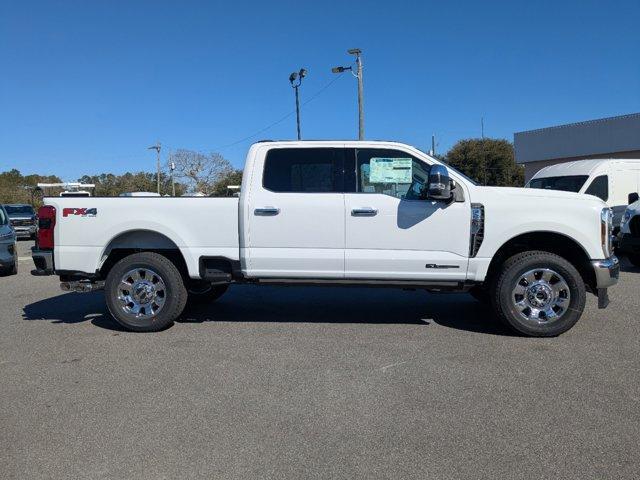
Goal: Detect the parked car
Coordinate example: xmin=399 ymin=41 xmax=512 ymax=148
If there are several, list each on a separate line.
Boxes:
xmin=0 ymin=205 xmax=17 ymax=275
xmin=617 ymin=193 xmax=640 ymax=266
xmin=4 ymin=204 xmax=37 ymax=239
xmin=31 ymin=140 xmax=619 ymax=336
xmin=526 ymin=159 xmax=640 ymax=231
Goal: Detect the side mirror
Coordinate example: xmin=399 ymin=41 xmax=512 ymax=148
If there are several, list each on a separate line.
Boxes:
xmin=427 ymin=165 xmax=452 ymax=201
xmin=628 ymin=192 xmax=639 ymax=204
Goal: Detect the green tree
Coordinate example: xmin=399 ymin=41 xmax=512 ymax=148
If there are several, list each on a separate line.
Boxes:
xmin=210 ymin=169 xmax=243 ymax=197
xmin=0 ymin=169 xmax=62 ymax=205
xmin=445 ymin=138 xmax=524 ymax=187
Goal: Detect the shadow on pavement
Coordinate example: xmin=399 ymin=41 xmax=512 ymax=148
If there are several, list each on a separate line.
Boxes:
xmin=22 ymin=285 xmax=512 ymax=336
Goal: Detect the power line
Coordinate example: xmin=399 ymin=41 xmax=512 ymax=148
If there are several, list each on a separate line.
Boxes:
xmin=212 ymin=73 xmax=345 ymax=150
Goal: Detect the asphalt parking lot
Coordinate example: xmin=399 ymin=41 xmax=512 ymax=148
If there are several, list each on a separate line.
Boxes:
xmin=1 ymin=240 xmax=639 ymax=479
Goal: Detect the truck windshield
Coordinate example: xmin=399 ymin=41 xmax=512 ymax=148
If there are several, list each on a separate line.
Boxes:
xmin=5 ymin=205 xmax=35 ymax=216
xmin=526 ymin=175 xmax=589 ymax=193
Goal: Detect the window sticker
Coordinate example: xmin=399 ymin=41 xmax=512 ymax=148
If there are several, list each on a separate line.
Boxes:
xmin=369 ymin=158 xmax=412 ymax=183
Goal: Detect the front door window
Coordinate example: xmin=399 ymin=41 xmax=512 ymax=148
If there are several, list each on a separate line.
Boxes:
xmin=355 ymin=148 xmax=430 ymax=200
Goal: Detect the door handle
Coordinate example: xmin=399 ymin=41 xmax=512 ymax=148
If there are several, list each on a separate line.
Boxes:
xmin=351 ymin=207 xmax=378 ymax=217
xmin=254 ymin=207 xmax=280 ymax=216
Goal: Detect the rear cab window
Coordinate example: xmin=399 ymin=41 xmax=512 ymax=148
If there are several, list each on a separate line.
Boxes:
xmin=262 ymin=148 xmax=346 ymax=193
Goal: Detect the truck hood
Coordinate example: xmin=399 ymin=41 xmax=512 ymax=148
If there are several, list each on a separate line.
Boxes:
xmin=478 ymin=186 xmax=605 ymax=206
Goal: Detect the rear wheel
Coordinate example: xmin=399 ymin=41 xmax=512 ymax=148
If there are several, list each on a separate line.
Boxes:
xmin=105 ymin=252 xmax=187 ymax=332
xmin=491 ymin=251 xmax=586 ymax=337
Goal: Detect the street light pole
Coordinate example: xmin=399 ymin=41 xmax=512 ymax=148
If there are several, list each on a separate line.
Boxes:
xmin=148 ymin=142 xmax=161 ymax=194
xmin=289 ymin=68 xmax=307 ymax=140
xmin=332 ymin=48 xmax=365 ymax=140
xmin=352 ymin=49 xmax=364 ymax=140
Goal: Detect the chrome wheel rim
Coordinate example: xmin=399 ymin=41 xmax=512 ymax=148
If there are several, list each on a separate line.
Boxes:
xmin=512 ymin=268 xmax=570 ymax=324
xmin=117 ymin=268 xmax=166 ymax=319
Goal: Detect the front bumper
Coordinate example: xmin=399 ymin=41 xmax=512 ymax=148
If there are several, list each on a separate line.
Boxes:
xmin=616 ymin=232 xmax=640 ymax=256
xmin=591 ymin=256 xmax=620 ymax=289
xmin=591 ymin=256 xmax=619 ymax=309
xmin=31 ymin=248 xmax=54 ymax=276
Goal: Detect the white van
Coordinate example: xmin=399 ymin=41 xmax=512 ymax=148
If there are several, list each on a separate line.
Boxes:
xmin=526 ymin=159 xmax=640 ymax=229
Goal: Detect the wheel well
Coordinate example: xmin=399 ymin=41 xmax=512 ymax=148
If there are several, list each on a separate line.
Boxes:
xmin=99 ymin=230 xmax=189 ymax=279
xmin=485 ymin=232 xmax=596 ymax=292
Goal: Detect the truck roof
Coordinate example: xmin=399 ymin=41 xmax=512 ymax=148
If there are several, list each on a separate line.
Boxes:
xmin=532 ymin=158 xmax=640 ymax=179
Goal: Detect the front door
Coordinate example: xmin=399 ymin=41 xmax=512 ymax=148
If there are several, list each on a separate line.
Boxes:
xmin=246 ymin=147 xmax=347 ymax=278
xmin=344 ymin=148 xmax=470 ymax=280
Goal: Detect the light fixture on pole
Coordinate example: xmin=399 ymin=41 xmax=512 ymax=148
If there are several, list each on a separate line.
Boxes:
xmin=332 ymin=48 xmax=364 ymax=140
xmin=148 ymin=142 xmax=161 ymax=194
xmin=169 ymin=161 xmax=176 ymax=197
xmin=289 ymin=68 xmax=307 ymax=140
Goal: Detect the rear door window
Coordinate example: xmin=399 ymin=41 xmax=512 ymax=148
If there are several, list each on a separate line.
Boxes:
xmin=263 ymin=148 xmax=345 ymax=193
xmin=584 ymin=175 xmax=609 ymax=201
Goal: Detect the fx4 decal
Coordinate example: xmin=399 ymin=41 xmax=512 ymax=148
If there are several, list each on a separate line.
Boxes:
xmin=62 ymin=208 xmax=98 ymax=218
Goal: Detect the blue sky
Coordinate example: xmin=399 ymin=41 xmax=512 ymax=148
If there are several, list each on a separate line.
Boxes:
xmin=1 ymin=0 xmax=638 ymax=180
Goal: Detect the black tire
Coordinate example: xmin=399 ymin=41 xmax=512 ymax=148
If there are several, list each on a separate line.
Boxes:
xmin=0 ymin=251 xmax=17 ymax=276
xmin=627 ymin=254 xmax=640 ymax=268
xmin=490 ymin=251 xmax=586 ymax=337
xmin=105 ymin=252 xmax=188 ymax=332
xmin=187 ymin=281 xmax=229 ymax=303
xmin=0 ymin=263 xmax=16 ymax=276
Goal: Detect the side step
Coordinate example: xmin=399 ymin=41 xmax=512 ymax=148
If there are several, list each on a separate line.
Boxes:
xmin=201 ymin=269 xmax=232 ymax=283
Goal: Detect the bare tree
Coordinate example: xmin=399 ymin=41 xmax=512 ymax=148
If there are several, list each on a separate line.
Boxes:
xmin=168 ymin=149 xmax=233 ymax=194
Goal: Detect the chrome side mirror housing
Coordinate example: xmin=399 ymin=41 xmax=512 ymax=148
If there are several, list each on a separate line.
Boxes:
xmin=427 ymin=165 xmax=452 ymax=201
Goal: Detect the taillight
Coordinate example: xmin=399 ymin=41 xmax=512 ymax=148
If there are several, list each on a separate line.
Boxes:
xmin=37 ymin=205 xmax=56 ymax=249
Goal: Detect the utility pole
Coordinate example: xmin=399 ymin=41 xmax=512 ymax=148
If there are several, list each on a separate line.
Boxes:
xmin=481 ymin=117 xmax=485 ymax=139
xmin=332 ymin=48 xmax=365 ymax=140
xmin=148 ymin=142 xmax=161 ymax=194
xmin=289 ymin=68 xmax=307 ymax=140
xmin=431 ymin=133 xmax=436 ymax=156
xmin=353 ymin=49 xmax=364 ymax=140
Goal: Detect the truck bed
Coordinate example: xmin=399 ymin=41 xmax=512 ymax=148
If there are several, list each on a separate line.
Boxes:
xmin=45 ymin=196 xmax=240 ymax=278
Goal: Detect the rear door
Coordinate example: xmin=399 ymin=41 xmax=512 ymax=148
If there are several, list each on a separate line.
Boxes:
xmin=245 ymin=146 xmax=347 ymax=278
xmin=344 ymin=148 xmax=470 ymax=280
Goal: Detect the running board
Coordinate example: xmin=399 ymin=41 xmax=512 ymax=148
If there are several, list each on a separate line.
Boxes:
xmin=254 ymin=278 xmax=471 ymax=290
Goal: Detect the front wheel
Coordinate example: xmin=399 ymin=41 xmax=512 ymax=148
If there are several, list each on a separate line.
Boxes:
xmin=491 ymin=251 xmax=586 ymax=337
xmin=105 ymin=252 xmax=188 ymax=332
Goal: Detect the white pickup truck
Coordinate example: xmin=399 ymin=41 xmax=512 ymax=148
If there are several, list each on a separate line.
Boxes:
xmin=32 ymin=141 xmax=619 ymax=336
